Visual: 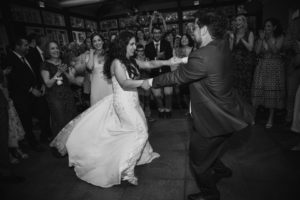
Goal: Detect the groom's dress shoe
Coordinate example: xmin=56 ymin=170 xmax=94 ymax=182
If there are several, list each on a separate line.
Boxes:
xmin=188 ymin=192 xmax=220 ymax=200
xmin=211 ymin=161 xmax=232 ymax=183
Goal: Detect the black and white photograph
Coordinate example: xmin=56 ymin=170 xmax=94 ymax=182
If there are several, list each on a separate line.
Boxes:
xmin=1 ymin=1 xmax=300 ymax=200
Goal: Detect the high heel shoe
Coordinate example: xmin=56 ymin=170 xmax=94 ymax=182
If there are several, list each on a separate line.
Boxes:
xmin=9 ymin=154 xmax=20 ymax=164
xmin=16 ymin=148 xmax=29 ymax=159
xmin=265 ymin=122 xmax=273 ymax=129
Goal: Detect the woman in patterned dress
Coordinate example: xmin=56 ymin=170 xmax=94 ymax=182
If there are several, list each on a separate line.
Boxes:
xmin=229 ymin=14 xmax=256 ymax=103
xmin=252 ymin=18 xmax=285 ymax=128
xmin=41 ymin=41 xmax=78 ymax=136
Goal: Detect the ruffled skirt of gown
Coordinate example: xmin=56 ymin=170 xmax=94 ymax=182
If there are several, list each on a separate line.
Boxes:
xmin=50 ymin=94 xmax=159 ymax=187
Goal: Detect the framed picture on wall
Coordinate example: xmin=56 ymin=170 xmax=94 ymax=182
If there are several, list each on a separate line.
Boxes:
xmin=182 ymin=10 xmax=197 ymax=21
xmin=70 ymin=16 xmax=85 ymax=28
xmin=42 ymin=11 xmax=65 ymax=26
xmin=11 ymin=5 xmax=42 ymax=24
xmin=26 ymin=26 xmax=45 ymax=35
xmin=100 ymin=19 xmax=118 ymax=30
xmin=45 ymin=28 xmax=68 ymax=46
xmin=72 ymin=31 xmax=86 ymax=45
xmin=163 ymin=12 xmax=178 ymax=22
xmin=100 ymin=31 xmax=109 ymax=40
xmin=85 ymin=20 xmax=98 ymax=32
xmin=109 ymin=30 xmax=119 ymax=37
xmin=218 ymin=5 xmax=236 ymax=16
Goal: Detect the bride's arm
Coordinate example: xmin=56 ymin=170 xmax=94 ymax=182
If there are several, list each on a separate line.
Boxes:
xmin=113 ymin=59 xmax=144 ymax=89
xmin=136 ymin=57 xmax=184 ymax=70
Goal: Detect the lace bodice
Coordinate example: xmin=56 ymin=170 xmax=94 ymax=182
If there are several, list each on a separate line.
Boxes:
xmin=111 ymin=75 xmax=139 ymax=109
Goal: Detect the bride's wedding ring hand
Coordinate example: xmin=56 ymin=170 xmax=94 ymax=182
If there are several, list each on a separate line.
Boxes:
xmin=141 ymin=80 xmax=151 ymax=90
xmin=170 ymin=57 xmax=183 ymax=65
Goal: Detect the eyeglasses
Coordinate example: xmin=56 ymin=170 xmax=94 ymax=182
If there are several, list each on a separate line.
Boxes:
xmin=136 ymin=49 xmax=144 ymax=52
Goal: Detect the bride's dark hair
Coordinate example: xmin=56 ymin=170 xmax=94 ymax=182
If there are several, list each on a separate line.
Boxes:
xmin=104 ymin=31 xmax=139 ymax=79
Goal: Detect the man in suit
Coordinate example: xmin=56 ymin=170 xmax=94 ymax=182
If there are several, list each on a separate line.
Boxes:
xmin=145 ymin=26 xmax=173 ymax=118
xmin=7 ymin=37 xmax=44 ymax=152
xmin=26 ymin=34 xmax=52 ymax=143
xmin=146 ymin=11 xmax=254 ymax=200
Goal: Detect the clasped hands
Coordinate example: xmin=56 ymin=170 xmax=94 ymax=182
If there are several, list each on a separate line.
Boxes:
xmin=140 ymin=56 xmax=187 ymax=90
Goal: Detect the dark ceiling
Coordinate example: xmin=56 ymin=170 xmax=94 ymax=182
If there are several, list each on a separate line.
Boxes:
xmin=13 ymin=0 xmax=252 ymax=18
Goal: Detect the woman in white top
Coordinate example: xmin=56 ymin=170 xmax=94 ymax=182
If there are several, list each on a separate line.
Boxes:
xmin=85 ymin=33 xmax=113 ymax=106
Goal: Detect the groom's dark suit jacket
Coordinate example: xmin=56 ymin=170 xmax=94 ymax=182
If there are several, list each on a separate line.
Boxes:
xmin=152 ymin=40 xmax=254 ymax=137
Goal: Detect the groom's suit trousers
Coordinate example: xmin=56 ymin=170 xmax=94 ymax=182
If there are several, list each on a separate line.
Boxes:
xmin=188 ymin=123 xmax=231 ymax=190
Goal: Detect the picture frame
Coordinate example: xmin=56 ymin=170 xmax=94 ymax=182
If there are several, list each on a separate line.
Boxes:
xmin=26 ymin=26 xmax=45 ymax=35
xmin=85 ymin=20 xmax=98 ymax=32
xmin=72 ymin=31 xmax=86 ymax=45
xmin=11 ymin=5 xmax=42 ymax=24
xmin=70 ymin=16 xmax=85 ymax=29
xmin=182 ymin=10 xmax=198 ymax=21
xmin=163 ymin=12 xmax=178 ymax=22
xmin=100 ymin=19 xmax=118 ymax=30
xmin=42 ymin=11 xmax=65 ymax=26
xmin=45 ymin=28 xmax=68 ymax=46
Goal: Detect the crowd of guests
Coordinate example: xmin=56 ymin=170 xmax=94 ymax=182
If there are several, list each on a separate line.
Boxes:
xmin=0 ymin=11 xmax=300 ymax=183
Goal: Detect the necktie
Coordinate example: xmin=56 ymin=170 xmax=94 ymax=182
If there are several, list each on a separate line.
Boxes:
xmin=155 ymin=43 xmax=159 ymax=54
xmin=21 ymin=56 xmax=35 ymax=76
xmin=40 ymin=52 xmax=44 ymax=62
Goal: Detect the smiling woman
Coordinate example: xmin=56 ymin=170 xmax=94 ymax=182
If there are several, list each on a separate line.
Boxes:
xmin=40 ymin=41 xmax=77 ymax=136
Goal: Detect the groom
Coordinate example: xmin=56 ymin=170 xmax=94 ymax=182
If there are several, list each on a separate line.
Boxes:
xmin=144 ymin=11 xmax=254 ymax=200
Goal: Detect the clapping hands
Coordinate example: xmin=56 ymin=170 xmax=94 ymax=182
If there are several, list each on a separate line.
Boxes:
xmin=57 ymin=64 xmax=68 ymax=74
xmin=259 ymin=30 xmax=265 ymax=40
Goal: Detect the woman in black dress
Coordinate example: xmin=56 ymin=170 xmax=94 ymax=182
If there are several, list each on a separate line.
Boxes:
xmin=229 ymin=14 xmax=256 ymax=104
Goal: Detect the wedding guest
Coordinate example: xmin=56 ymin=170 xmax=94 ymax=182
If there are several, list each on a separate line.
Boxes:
xmin=145 ymin=26 xmax=173 ymax=118
xmin=26 ymin=34 xmax=52 ymax=142
xmin=173 ymin=34 xmax=193 ymax=110
xmin=136 ymin=29 xmax=148 ymax=48
xmin=0 ymin=66 xmax=28 ymax=163
xmin=252 ymin=18 xmax=285 ymax=128
xmin=41 ymin=41 xmax=77 ymax=136
xmin=284 ymin=17 xmax=300 ymax=126
xmin=136 ymin=44 xmax=154 ymax=122
xmin=0 ymin=67 xmax=25 ymax=184
xmin=6 ymin=37 xmax=44 ymax=152
xmin=229 ymin=14 xmax=256 ymax=103
xmin=86 ymin=32 xmax=113 ymax=106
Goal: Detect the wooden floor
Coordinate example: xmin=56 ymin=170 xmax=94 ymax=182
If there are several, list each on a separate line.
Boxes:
xmin=2 ymin=110 xmax=300 ymax=200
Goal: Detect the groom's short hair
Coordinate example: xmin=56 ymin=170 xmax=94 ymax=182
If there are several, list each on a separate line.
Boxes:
xmin=194 ymin=11 xmax=228 ymax=40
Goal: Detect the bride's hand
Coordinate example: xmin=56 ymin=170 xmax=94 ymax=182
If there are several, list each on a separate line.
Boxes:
xmin=140 ymin=80 xmax=151 ymax=90
xmin=170 ymin=57 xmax=183 ymax=65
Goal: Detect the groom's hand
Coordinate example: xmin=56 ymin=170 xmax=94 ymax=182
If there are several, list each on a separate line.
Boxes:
xmin=141 ymin=79 xmax=151 ymax=90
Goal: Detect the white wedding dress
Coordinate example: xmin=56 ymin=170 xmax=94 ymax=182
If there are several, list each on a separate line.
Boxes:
xmin=50 ymin=72 xmax=160 ymax=187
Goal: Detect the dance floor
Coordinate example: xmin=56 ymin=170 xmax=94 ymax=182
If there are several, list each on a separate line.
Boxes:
xmin=2 ymin=110 xmax=300 ymax=200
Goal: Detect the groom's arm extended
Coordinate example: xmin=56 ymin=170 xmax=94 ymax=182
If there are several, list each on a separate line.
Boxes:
xmin=152 ymin=49 xmax=208 ymax=88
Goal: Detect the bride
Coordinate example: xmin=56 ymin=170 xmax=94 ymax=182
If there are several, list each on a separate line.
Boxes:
xmin=50 ymin=31 xmax=182 ymax=187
